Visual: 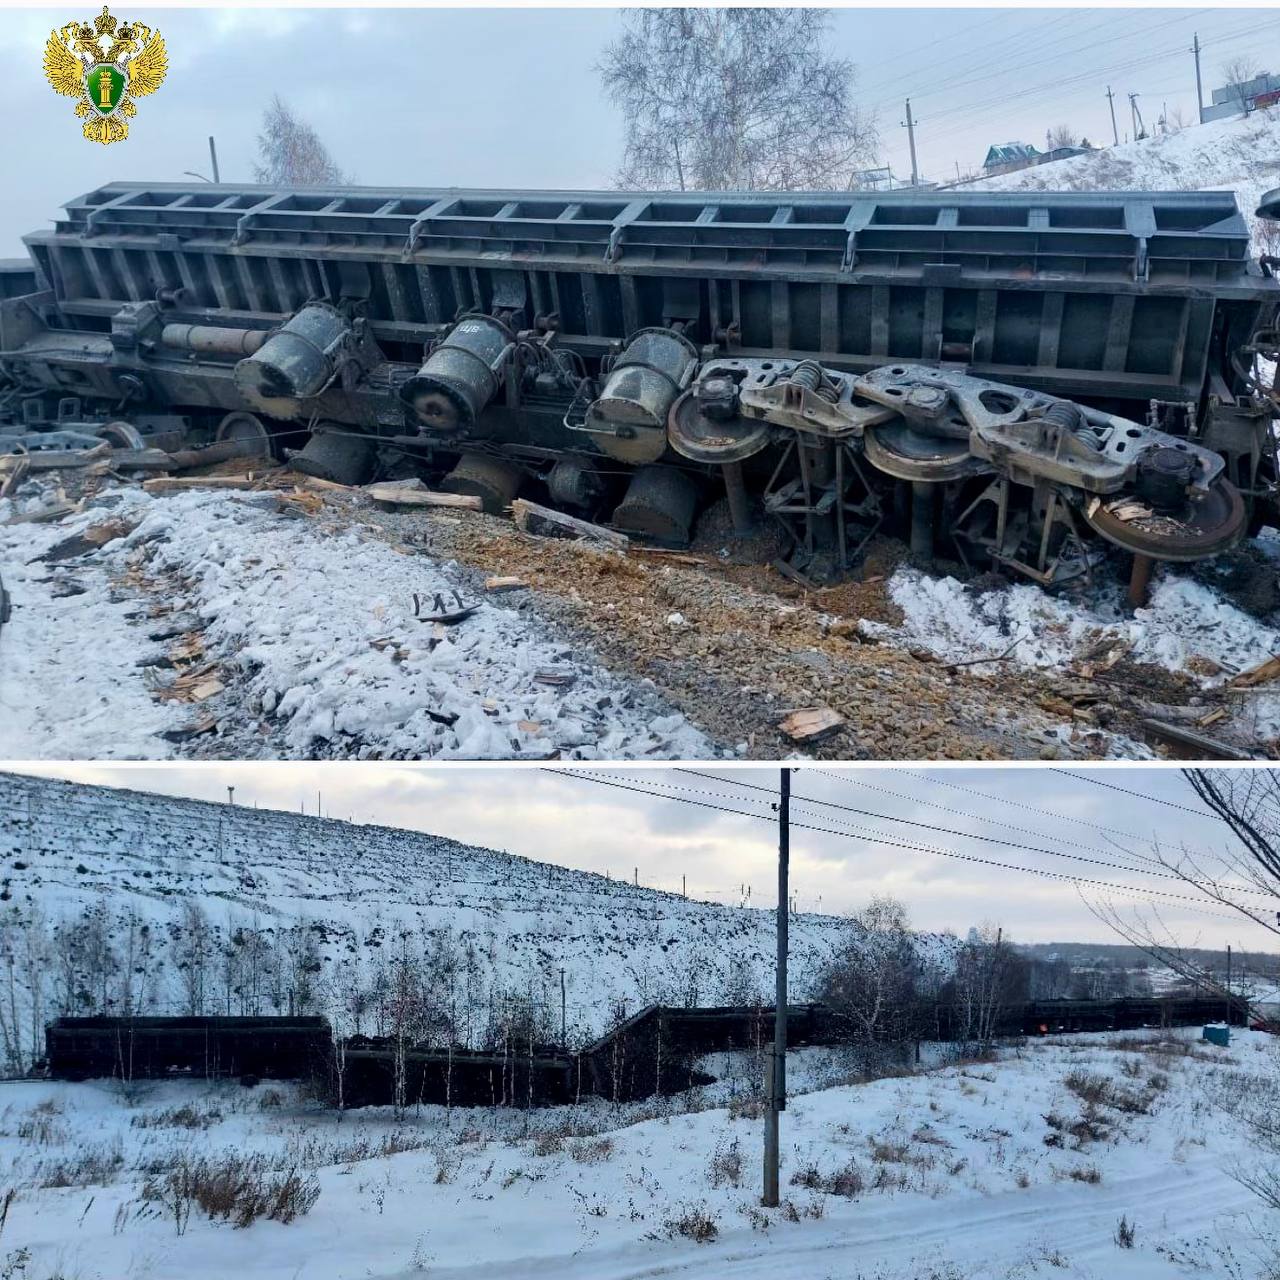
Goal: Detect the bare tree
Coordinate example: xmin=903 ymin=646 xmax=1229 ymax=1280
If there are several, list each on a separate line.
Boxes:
xmin=1221 ymin=56 xmax=1263 ymax=114
xmin=175 ymin=901 xmax=213 ymax=1016
xmin=1046 ymin=124 xmax=1080 ymax=150
xmin=947 ymin=924 xmax=1027 ymax=1053
xmin=252 ymin=95 xmax=348 ymax=186
xmin=1088 ymin=768 xmax=1279 ymax=1029
xmin=818 ymin=896 xmax=923 ymax=1075
xmin=599 ymin=9 xmax=878 ymax=191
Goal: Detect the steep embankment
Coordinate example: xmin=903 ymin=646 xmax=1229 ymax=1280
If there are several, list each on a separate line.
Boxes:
xmin=0 ymin=771 xmax=893 ymax=1056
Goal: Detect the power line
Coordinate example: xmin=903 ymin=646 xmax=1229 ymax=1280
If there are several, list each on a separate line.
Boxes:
xmin=898 ymin=11 xmax=1280 ymax=164
xmin=550 ymin=770 xmax=1252 ymax=914
xmin=679 ymin=769 xmax=1274 ymax=901
xmin=1047 ymin=769 xmax=1209 ymax=816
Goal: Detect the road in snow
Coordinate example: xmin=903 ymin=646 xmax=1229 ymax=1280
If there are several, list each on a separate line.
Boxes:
xmin=0 ymin=485 xmax=715 ymax=761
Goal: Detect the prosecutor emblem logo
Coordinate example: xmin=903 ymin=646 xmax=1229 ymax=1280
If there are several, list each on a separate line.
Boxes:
xmin=43 ymin=5 xmax=167 ymax=145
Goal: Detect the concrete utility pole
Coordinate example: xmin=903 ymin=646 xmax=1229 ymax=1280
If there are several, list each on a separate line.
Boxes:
xmin=559 ymin=968 xmax=567 ymax=1045
xmin=1129 ymin=93 xmax=1145 ymax=140
xmin=1192 ymin=34 xmax=1205 ymax=123
xmin=208 ymin=136 xmax=221 ymax=184
xmin=902 ymin=99 xmax=920 ymax=187
xmin=227 ymin=786 xmax=235 ymax=806
xmin=1105 ymin=86 xmax=1119 ymax=146
xmin=762 ymin=768 xmax=790 ymax=1208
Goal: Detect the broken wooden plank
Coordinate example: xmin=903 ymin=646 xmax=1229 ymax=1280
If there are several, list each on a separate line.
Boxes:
xmin=780 ymin=706 xmax=846 ymax=744
xmin=3 ymin=502 xmax=80 ymax=526
xmin=291 ymin=473 xmax=356 ymax=493
xmin=1195 ymin=706 xmax=1229 ymax=728
xmin=1140 ymin=718 xmax=1253 ymax=761
xmin=485 ymin=575 xmax=528 ymax=592
xmin=143 ymin=475 xmax=260 ymax=494
xmin=533 ymin=669 xmax=576 ymax=687
xmin=0 ymin=442 xmax=110 ymax=472
xmin=1227 ymin=653 xmax=1280 ymax=690
xmin=511 ymin=498 xmax=629 ymax=549
xmin=0 ymin=455 xmax=30 ymax=498
xmin=108 ymin=448 xmax=177 ymax=472
xmin=630 ymin=547 xmax=707 ymax=566
xmin=366 ymin=483 xmax=482 ymax=511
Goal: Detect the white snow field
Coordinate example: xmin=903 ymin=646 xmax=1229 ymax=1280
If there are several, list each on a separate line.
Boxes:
xmin=0 ymin=771 xmax=874 ymax=1054
xmin=0 ymin=484 xmax=713 ymax=761
xmin=0 ymin=1029 xmax=1272 ymax=1280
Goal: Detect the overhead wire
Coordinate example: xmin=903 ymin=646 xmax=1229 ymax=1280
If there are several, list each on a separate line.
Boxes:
xmin=673 ymin=768 xmax=1275 ymax=902
xmin=547 ymin=769 xmax=1255 ymax=918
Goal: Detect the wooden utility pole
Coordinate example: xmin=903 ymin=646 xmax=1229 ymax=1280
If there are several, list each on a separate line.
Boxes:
xmin=1225 ymin=944 xmax=1232 ymax=1027
xmin=902 ymin=100 xmax=920 ymax=186
xmin=1105 ymin=86 xmax=1119 ymax=145
xmin=762 ymin=767 xmax=790 ymax=1208
xmin=1192 ymin=34 xmax=1205 ymax=123
xmin=560 ymin=968 xmax=567 ymax=1046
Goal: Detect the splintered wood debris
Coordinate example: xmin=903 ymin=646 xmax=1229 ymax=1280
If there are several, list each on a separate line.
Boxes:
xmin=511 ymin=498 xmax=630 ymax=549
xmin=780 ymin=706 xmax=846 ymax=744
xmin=365 ymin=482 xmax=482 ymax=511
xmin=1227 ymin=653 xmax=1280 ymax=690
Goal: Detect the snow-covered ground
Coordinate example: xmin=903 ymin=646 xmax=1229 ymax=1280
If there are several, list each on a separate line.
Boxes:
xmin=0 ymin=1028 xmax=1272 ymax=1280
xmin=863 ymin=561 xmax=1280 ymax=740
xmin=0 ymin=484 xmax=714 ymax=761
xmin=972 ymin=105 xmax=1280 ymax=254
xmin=0 ymin=771 xmax=888 ymax=1058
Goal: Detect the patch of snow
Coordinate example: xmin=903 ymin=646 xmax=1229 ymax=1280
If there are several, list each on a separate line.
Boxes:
xmin=0 ymin=488 xmax=715 ymax=761
xmin=867 ymin=566 xmax=1280 ymax=737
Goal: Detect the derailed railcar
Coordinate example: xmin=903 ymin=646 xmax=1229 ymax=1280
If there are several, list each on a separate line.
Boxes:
xmin=4 ymin=182 xmax=1280 ymax=592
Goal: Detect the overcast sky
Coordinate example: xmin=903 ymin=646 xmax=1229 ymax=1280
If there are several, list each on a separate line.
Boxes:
xmin=6 ymin=762 xmax=1271 ymax=956
xmin=2 ymin=6 xmax=1274 ymax=255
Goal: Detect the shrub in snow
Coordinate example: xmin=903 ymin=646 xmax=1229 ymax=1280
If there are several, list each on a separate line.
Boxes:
xmin=664 ymin=1203 xmax=719 ymax=1243
xmin=707 ymin=1136 xmax=743 ymax=1188
xmin=140 ymin=1155 xmax=320 ymax=1233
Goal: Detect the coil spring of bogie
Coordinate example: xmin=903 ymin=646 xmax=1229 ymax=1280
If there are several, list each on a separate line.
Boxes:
xmin=789 ymin=359 xmax=839 ymax=403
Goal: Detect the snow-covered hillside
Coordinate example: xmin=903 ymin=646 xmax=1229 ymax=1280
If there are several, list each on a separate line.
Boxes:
xmin=972 ymin=106 xmax=1280 ymax=251
xmin=0 ymin=772 xmax=892 ymax=1061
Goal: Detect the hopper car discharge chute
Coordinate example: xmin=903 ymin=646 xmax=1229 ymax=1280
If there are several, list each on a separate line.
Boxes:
xmin=3 ymin=181 xmax=1280 ymax=597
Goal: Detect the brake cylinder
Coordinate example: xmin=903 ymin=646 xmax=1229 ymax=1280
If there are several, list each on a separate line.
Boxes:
xmin=399 ymin=315 xmax=515 ymax=435
xmin=232 ymin=303 xmax=352 ymax=414
xmin=586 ymin=328 xmax=699 ymax=463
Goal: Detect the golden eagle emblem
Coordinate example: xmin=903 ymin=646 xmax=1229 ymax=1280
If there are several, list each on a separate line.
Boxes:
xmin=43 ymin=5 xmax=167 ymax=145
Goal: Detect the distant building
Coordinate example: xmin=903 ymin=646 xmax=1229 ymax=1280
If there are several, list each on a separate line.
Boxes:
xmin=982 ymin=142 xmax=1040 ymax=176
xmin=1202 ymin=70 xmax=1280 ymax=122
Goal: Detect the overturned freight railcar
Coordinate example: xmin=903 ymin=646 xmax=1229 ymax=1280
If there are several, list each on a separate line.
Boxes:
xmin=4 ymin=182 xmax=1279 ymax=591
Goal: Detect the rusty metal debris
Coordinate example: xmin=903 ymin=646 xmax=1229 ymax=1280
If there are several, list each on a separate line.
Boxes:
xmin=412 ymin=589 xmax=477 ymax=624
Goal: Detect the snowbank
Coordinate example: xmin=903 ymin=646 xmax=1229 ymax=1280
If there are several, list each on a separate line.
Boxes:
xmin=0 ymin=486 xmax=714 ymax=761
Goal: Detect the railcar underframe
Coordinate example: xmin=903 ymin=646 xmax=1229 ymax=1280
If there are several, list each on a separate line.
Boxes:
xmin=4 ymin=182 xmax=1280 ymax=596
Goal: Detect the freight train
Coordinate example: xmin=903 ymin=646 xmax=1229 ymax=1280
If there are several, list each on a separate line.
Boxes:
xmin=4 ymin=182 xmax=1279 ymax=595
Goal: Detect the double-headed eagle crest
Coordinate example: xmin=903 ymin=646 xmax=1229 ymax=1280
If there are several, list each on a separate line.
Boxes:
xmin=43 ymin=5 xmax=167 ymax=145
